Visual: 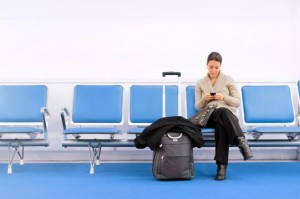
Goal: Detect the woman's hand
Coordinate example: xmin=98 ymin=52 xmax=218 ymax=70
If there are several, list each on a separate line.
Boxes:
xmin=214 ymin=93 xmax=224 ymax=101
xmin=204 ymin=93 xmax=224 ymax=101
xmin=204 ymin=93 xmax=215 ymax=101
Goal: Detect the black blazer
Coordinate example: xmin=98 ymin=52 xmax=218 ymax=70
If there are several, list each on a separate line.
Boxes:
xmin=134 ymin=116 xmax=205 ymax=150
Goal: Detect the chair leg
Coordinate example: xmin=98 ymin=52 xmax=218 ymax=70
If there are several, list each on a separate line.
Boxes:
xmin=8 ymin=143 xmax=26 ymax=174
xmin=8 ymin=143 xmax=20 ymax=174
xmin=88 ymin=142 xmax=102 ymax=174
xmin=18 ymin=146 xmax=25 ymax=165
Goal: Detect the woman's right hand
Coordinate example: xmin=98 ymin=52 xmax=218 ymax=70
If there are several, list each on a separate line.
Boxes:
xmin=204 ymin=93 xmax=215 ymax=101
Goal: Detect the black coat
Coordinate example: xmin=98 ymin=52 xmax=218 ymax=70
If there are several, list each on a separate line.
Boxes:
xmin=134 ymin=116 xmax=205 ymax=150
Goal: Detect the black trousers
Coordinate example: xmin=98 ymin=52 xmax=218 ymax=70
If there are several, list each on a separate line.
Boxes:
xmin=206 ymin=107 xmax=244 ymax=165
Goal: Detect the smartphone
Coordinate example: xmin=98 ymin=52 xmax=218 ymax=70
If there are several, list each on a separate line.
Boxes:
xmin=210 ymin=92 xmax=216 ymax=96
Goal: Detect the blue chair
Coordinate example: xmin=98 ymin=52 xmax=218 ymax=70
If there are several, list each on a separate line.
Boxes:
xmin=127 ymin=85 xmax=179 ymax=135
xmin=61 ymin=85 xmax=124 ymax=174
xmin=185 ymin=85 xmax=215 ymax=136
xmin=0 ymin=85 xmax=49 ymax=173
xmin=241 ymin=85 xmax=300 ymax=144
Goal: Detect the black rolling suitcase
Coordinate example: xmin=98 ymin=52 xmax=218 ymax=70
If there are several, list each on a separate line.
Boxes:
xmin=152 ymin=72 xmax=194 ymax=180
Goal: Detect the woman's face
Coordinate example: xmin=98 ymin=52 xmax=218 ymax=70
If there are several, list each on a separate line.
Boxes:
xmin=207 ymin=60 xmax=221 ymax=79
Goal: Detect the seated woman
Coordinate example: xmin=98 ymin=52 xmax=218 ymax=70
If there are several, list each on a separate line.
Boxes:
xmin=195 ymin=51 xmax=253 ymax=181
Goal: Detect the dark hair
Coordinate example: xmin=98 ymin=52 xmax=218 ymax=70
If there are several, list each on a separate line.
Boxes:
xmin=207 ymin=52 xmax=222 ymax=65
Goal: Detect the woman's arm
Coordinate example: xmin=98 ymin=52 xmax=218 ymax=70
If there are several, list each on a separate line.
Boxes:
xmin=195 ymin=80 xmax=208 ymax=110
xmin=223 ymin=77 xmax=241 ymax=107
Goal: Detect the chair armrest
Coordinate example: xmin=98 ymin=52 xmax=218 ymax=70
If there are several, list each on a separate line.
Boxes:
xmin=41 ymin=107 xmax=50 ymax=140
xmin=61 ymin=107 xmax=71 ymax=130
xmin=41 ymin=107 xmax=50 ymax=118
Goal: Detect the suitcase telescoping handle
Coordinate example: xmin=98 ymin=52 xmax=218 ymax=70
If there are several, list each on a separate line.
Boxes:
xmin=162 ymin=71 xmax=181 ymax=117
xmin=162 ymin=71 xmax=181 ymax=77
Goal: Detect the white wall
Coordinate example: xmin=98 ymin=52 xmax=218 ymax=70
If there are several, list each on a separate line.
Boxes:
xmin=292 ymin=0 xmax=300 ymax=71
xmin=0 ymin=0 xmax=299 ymax=82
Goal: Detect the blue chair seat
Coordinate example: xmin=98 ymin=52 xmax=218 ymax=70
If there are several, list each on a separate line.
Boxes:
xmin=64 ymin=127 xmax=121 ymax=134
xmin=0 ymin=127 xmax=43 ymax=134
xmin=247 ymin=126 xmax=300 ymax=134
xmin=127 ymin=127 xmax=212 ymax=135
xmin=200 ymin=127 xmax=215 ymax=133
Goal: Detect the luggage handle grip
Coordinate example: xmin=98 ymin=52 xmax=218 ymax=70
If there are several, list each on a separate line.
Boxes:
xmin=162 ymin=71 xmax=181 ymax=77
xmin=167 ymin=133 xmax=182 ymax=141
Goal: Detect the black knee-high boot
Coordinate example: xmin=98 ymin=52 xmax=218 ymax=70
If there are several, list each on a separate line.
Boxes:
xmin=237 ymin=137 xmax=253 ymax=160
xmin=215 ymin=164 xmax=227 ymax=181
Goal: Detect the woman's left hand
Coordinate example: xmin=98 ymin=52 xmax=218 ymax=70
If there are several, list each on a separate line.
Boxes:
xmin=214 ymin=93 xmax=224 ymax=101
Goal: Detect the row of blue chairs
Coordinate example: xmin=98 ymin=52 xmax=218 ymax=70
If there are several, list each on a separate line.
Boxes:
xmin=1 ymin=82 xmax=300 ymax=173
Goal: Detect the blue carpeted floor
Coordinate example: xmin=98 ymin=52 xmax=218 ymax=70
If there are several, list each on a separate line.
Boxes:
xmin=1 ymin=162 xmax=300 ymax=199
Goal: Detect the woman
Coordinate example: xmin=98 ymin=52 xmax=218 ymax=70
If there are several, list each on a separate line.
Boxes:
xmin=195 ymin=51 xmax=253 ymax=181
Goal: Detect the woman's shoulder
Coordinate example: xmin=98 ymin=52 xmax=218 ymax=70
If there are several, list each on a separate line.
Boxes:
xmin=220 ymin=72 xmax=235 ymax=82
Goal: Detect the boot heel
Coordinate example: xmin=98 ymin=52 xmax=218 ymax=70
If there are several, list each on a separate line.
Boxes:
xmin=237 ymin=137 xmax=254 ymax=160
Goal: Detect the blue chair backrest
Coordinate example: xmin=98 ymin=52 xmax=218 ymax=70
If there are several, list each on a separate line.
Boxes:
xmin=72 ymin=85 xmax=123 ymax=124
xmin=186 ymin=85 xmax=198 ymax=119
xmin=241 ymin=85 xmax=295 ymax=124
xmin=129 ymin=85 xmax=178 ymax=123
xmin=0 ymin=85 xmax=47 ymax=122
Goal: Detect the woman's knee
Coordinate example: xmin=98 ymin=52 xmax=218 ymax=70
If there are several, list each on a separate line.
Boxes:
xmin=215 ymin=107 xmax=232 ymax=115
xmin=215 ymin=108 xmax=238 ymax=121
